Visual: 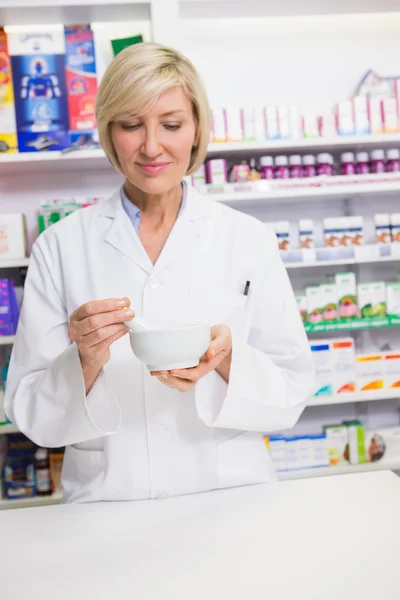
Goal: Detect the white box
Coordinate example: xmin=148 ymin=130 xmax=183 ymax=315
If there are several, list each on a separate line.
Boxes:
xmin=381 ymin=97 xmax=399 ymax=133
xmin=369 ymin=98 xmax=383 ymax=134
xmin=242 ymin=108 xmax=255 ymax=141
xmin=266 ymin=436 xmax=287 ymax=472
xmin=225 ymin=108 xmax=244 ymax=142
xmin=352 ymin=96 xmax=370 ymax=134
xmin=277 ymin=105 xmax=290 ymax=140
xmin=375 ymin=213 xmax=391 ymax=245
xmin=336 ymin=101 xmax=354 ymax=135
xmin=306 ymin=286 xmax=324 ymax=324
xmin=391 ymin=213 xmax=400 ymax=243
xmin=299 ymin=219 xmax=314 ymax=249
xmin=289 ymin=105 xmax=302 ymax=139
xmin=211 ymin=108 xmax=227 ymax=142
xmin=331 ymin=338 xmax=356 ymax=394
xmin=357 ymin=281 xmax=386 ymax=319
xmin=355 ymin=354 xmax=383 ymax=392
xmin=264 ymin=106 xmax=279 ymax=140
xmin=309 ymin=435 xmax=330 ymax=468
xmin=386 ymin=282 xmax=400 ymax=317
xmin=310 ymin=339 xmax=333 ymax=396
xmin=383 ymin=352 xmax=400 ymax=390
xmin=0 ymin=214 xmax=27 ymax=259
xmin=324 ymin=425 xmax=349 ymax=466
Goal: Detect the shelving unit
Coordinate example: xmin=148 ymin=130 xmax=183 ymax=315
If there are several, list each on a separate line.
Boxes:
xmin=0 ymin=423 xmax=19 ymax=434
xmin=0 ymin=336 xmax=16 ymax=346
xmin=277 ymin=460 xmax=400 ymax=482
xmin=308 ymin=388 xmax=400 ymax=407
xmin=0 ymin=258 xmax=30 ymax=269
xmin=0 ymin=490 xmax=63 ymax=510
xmin=304 ymin=316 xmax=400 ymax=334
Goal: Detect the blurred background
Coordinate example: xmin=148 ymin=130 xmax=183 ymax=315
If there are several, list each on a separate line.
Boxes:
xmin=1 ymin=0 xmax=400 ymax=509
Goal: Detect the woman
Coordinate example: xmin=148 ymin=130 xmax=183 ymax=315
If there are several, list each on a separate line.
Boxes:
xmin=5 ymin=43 xmax=314 ymax=503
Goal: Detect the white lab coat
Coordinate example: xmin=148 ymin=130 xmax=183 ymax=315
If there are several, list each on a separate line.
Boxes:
xmin=5 ymin=185 xmax=314 ymax=503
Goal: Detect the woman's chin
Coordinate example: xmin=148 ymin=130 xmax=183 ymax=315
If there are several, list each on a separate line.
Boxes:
xmin=126 ymin=175 xmax=182 ymax=196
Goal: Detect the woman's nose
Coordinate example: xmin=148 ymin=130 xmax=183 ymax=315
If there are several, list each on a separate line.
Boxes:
xmin=141 ymin=129 xmax=162 ymax=158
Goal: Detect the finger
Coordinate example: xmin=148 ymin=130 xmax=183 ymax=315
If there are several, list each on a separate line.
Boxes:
xmin=170 ymin=361 xmax=212 ymax=381
xmin=72 ymin=297 xmax=130 ymax=322
xmin=78 ymin=307 xmax=134 ymax=336
xmin=78 ymin=323 xmax=128 ymax=350
xmin=156 ymin=374 xmax=194 ymax=392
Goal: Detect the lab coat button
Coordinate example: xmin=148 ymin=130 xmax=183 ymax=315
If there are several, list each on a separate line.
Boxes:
xmin=149 ymin=279 xmax=160 ymax=289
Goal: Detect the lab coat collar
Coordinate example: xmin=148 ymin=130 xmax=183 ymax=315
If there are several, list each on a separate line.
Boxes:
xmin=99 ymin=184 xmax=213 ymax=276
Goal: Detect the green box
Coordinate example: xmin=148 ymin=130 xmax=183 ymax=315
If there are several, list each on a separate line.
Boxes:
xmin=358 ymin=281 xmax=386 ymax=319
xmin=343 ymin=420 xmax=367 ymax=465
xmin=111 ymin=34 xmax=143 ymax=56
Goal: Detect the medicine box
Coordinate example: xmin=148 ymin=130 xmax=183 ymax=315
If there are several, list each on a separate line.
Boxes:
xmin=0 ymin=214 xmax=27 ymax=259
xmin=264 ymin=436 xmax=287 ymax=472
xmin=355 ymin=354 xmax=383 ymax=392
xmin=306 ymin=286 xmax=324 ymax=324
xmin=320 ymin=283 xmax=338 ymax=322
xmin=383 ymin=353 xmax=400 ymax=389
xmin=264 ymin=106 xmax=279 ymax=140
xmin=331 ymin=338 xmax=356 ymax=394
xmin=357 ymin=281 xmax=386 ymax=319
xmin=310 ymin=340 xmax=333 ymax=397
xmin=211 ymin=109 xmax=227 ymax=143
xmin=343 ymin=420 xmax=366 ymax=465
xmin=364 ymin=428 xmax=400 ymax=464
xmin=335 ymin=273 xmax=359 ymax=319
xmin=386 ymin=282 xmax=400 ymax=317
xmin=324 ymin=425 xmax=349 ymax=466
xmin=225 ymin=108 xmax=244 ymax=142
xmin=296 ymin=294 xmax=308 ymax=323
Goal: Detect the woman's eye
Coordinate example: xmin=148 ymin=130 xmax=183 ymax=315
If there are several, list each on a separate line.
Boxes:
xmin=164 ymin=123 xmax=181 ymax=131
xmin=121 ymin=123 xmax=141 ymax=131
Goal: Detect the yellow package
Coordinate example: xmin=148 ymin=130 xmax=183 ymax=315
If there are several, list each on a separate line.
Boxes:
xmin=356 ymin=355 xmax=383 ymax=392
xmin=0 ymin=28 xmax=18 ymax=153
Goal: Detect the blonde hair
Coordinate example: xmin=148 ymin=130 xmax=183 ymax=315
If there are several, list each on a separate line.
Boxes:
xmin=96 ymin=42 xmax=210 ymax=175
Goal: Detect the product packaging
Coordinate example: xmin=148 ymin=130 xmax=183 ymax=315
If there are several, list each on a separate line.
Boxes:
xmin=211 ymin=108 xmax=227 ymax=143
xmin=225 ymin=108 xmax=244 ymax=142
xmin=375 ymin=213 xmax=391 ymax=245
xmin=205 ymin=159 xmax=227 ymax=185
xmin=288 ymin=105 xmax=302 ymax=139
xmin=368 ymin=98 xmax=383 ymax=134
xmin=64 ymin=25 xmax=98 ymax=147
xmin=331 ymin=339 xmax=356 ymax=394
xmin=358 ymin=281 xmax=386 ymax=319
xmin=391 ymin=213 xmax=400 ymax=243
xmin=0 ymin=279 xmax=20 ymax=336
xmin=310 ymin=341 xmax=333 ymax=396
xmin=352 ymin=96 xmax=370 ymax=135
xmin=355 ymin=354 xmax=383 ymax=392
xmin=381 ymin=97 xmax=399 ymax=133
xmin=4 ymin=433 xmax=37 ymax=499
xmin=277 ymin=105 xmax=290 ymax=139
xmin=302 ymin=114 xmax=319 ymax=138
xmin=296 ymin=294 xmax=308 ymax=323
xmin=286 ymin=436 xmax=313 ymax=471
xmin=229 ymin=161 xmax=250 ymax=183
xmin=242 ymin=108 xmax=255 ymax=141
xmin=49 ymin=448 xmax=64 ymax=493
xmin=324 ymin=425 xmax=349 ymax=466
xmin=309 ymin=435 xmax=330 ymax=468
xmin=9 ymin=26 xmax=69 ymax=152
xmin=335 ymin=273 xmax=359 ymax=319
xmin=335 ymin=101 xmax=354 ymax=135
xmin=318 ymin=112 xmax=337 ymax=137
xmin=348 ymin=216 xmax=364 ymax=246
xmin=364 ymin=428 xmax=400 ymax=464
xmin=383 ymin=352 xmax=400 ymax=389
xmin=386 ymin=282 xmax=400 ymax=317
xmin=0 ymin=214 xmax=27 ymax=259
xmin=338 ymin=217 xmax=351 ymax=247
xmin=264 ymin=106 xmax=279 ymax=140
xmin=306 ymin=286 xmax=324 ymax=324
xmin=265 ymin=436 xmax=287 ymax=472
xmin=320 ymin=283 xmax=338 ymax=322
xmin=191 ymin=164 xmax=206 ymax=189
xmin=37 ymin=198 xmax=82 ymax=233
xmin=0 ymin=28 xmax=18 ymax=153
xmin=298 ymin=219 xmax=314 ymax=249
xmin=343 ymin=420 xmax=367 ymax=465
xmin=270 ymin=221 xmax=290 ymax=251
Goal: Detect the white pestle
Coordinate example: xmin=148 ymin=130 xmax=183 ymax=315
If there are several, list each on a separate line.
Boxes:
xmin=124 ymin=314 xmax=156 ymax=333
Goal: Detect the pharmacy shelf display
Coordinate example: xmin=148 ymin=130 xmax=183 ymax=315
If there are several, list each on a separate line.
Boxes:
xmin=0 ymin=490 xmax=63 ymax=511
xmin=277 ymin=460 xmax=400 ymax=481
xmin=0 ymin=423 xmax=19 ymax=434
xmin=308 ymin=388 xmax=400 ymax=407
xmin=2 ymin=133 xmax=400 ymax=176
xmin=305 ymin=315 xmax=400 ymax=334
xmin=0 ymin=336 xmax=16 ymax=346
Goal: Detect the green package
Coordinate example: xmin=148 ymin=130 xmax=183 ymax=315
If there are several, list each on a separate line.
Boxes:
xmin=343 ymin=420 xmax=367 ymax=465
xmin=111 ymin=34 xmax=143 ymax=56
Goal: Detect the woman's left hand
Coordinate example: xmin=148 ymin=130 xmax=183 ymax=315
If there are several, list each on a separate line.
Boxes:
xmin=150 ymin=324 xmax=232 ymax=392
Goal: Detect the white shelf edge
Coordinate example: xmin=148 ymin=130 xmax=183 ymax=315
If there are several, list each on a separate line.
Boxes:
xmin=208 ymin=133 xmax=400 ymax=155
xmin=0 ymin=336 xmax=15 ymax=345
xmin=0 ymin=149 xmax=105 ymax=164
xmin=0 ymin=423 xmax=19 ymax=434
xmin=207 ymin=180 xmax=400 ymax=204
xmin=284 ymin=253 xmax=400 ymax=270
xmin=0 ymin=258 xmax=30 ymax=269
xmin=277 ymin=461 xmax=400 ymax=481
xmin=0 ymin=490 xmax=63 ymax=510
xmin=308 ymin=389 xmax=400 ymax=407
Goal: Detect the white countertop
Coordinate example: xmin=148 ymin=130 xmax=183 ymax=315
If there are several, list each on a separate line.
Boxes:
xmin=2 ymin=471 xmax=400 ymax=600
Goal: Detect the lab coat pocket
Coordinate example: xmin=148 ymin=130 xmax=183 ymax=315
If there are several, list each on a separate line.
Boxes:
xmin=197 ymin=290 xmax=248 ymax=333
xmin=62 ymin=445 xmax=106 ymax=502
xmin=217 ymin=431 xmax=276 ymax=489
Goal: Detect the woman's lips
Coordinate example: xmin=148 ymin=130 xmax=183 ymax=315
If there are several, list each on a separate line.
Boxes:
xmin=137 ymin=162 xmax=170 ymax=175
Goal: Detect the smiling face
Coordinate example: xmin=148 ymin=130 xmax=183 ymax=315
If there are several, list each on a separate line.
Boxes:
xmin=111 ymin=86 xmax=197 ymax=195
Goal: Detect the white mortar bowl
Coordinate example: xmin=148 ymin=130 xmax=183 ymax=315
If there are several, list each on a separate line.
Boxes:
xmin=129 ymin=324 xmax=211 ymax=371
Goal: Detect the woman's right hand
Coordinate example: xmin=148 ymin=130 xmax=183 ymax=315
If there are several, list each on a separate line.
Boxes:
xmin=68 ymin=297 xmax=134 ymax=392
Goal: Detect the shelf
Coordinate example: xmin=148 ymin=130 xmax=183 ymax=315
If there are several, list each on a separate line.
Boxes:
xmin=0 ymin=336 xmax=15 ymax=345
xmin=308 ymin=388 xmax=400 ymax=407
xmin=207 ymin=133 xmax=400 ymax=157
xmin=283 ymin=245 xmax=400 ymax=269
xmin=305 ymin=315 xmax=400 ymax=334
xmin=0 ymin=149 xmax=109 ymax=176
xmin=285 ymin=254 xmax=400 ymax=270
xmin=0 ymin=490 xmax=63 ymax=510
xmin=0 ymin=258 xmax=29 ymax=269
xmin=0 ymin=423 xmax=19 ymax=434
xmin=207 ymin=178 xmax=400 ymax=206
xmin=277 ymin=460 xmax=400 ymax=481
